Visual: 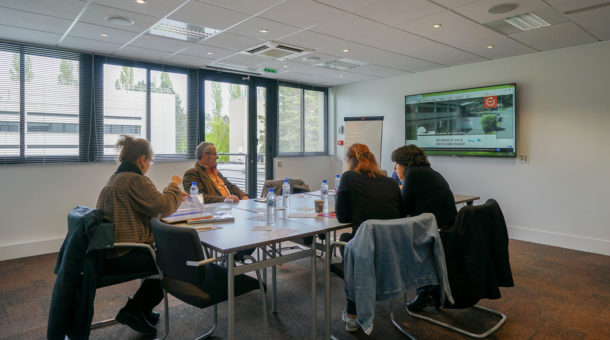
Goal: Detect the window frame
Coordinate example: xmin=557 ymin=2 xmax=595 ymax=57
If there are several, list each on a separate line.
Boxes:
xmin=277 ymin=82 xmax=328 ymax=157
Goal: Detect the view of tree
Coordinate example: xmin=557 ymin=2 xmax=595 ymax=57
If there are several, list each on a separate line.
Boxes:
xmin=206 ymin=81 xmax=229 ymax=162
xmin=114 ymin=66 xmax=134 ymax=90
xmin=10 ymin=54 xmax=33 ymax=82
xmin=257 ymin=87 xmax=266 ymax=154
xmin=278 ymin=86 xmax=302 ymax=152
xmin=481 ymin=114 xmax=498 ymax=134
xmin=228 ymin=83 xmax=243 ymax=99
xmin=304 ymin=90 xmax=322 ymax=152
xmin=57 ymin=60 xmax=76 ymax=86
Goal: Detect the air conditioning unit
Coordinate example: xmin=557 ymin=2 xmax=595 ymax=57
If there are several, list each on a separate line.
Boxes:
xmin=243 ymin=41 xmax=311 ymax=60
xmin=317 ymin=58 xmax=367 ymax=71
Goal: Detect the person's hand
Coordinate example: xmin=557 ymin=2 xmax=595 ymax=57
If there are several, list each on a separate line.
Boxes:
xmin=181 ymin=191 xmax=189 ymax=201
xmin=241 ymin=195 xmax=249 ymax=200
xmin=171 ymin=175 xmax=182 ymax=186
xmin=227 ymin=195 xmax=239 ymax=203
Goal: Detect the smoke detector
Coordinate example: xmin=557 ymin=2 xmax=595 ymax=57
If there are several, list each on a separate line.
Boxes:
xmin=242 ymin=41 xmax=311 ymax=60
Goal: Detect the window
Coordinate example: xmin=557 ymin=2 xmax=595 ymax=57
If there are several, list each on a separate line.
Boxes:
xmin=278 ymin=85 xmax=327 ymax=155
xmin=0 ymin=43 xmax=81 ymax=161
xmin=101 ymin=63 xmax=189 ymax=157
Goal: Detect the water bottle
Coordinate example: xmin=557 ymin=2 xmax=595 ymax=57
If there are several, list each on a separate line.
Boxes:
xmin=282 ymin=178 xmax=291 ymax=209
xmin=334 ymin=174 xmax=341 ymax=193
xmin=190 ymin=182 xmax=203 ymax=209
xmin=320 ymin=179 xmax=329 ymax=213
xmin=266 ymin=188 xmax=276 ymax=227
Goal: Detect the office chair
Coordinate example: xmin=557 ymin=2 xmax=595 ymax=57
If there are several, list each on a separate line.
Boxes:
xmin=406 ymin=199 xmax=514 ymax=338
xmin=48 ymin=206 xmax=169 ymax=339
xmin=150 ymin=218 xmax=268 ymax=339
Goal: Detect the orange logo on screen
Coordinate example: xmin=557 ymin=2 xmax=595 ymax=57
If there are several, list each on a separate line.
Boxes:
xmin=484 ymin=96 xmax=497 ymax=108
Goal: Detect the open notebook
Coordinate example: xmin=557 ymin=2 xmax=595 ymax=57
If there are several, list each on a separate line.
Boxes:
xmin=160 ymin=196 xmax=234 ymax=224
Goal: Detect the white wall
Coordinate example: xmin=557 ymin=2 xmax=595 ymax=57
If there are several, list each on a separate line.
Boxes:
xmin=332 ymin=41 xmax=610 ymax=255
xmin=0 ymin=160 xmax=193 ymax=260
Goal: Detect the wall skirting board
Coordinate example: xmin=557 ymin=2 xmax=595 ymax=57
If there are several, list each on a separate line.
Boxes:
xmin=508 ymin=225 xmax=609 ymax=256
xmin=0 ymin=238 xmax=64 ymax=262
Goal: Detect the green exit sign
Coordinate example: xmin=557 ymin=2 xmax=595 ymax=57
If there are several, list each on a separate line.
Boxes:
xmin=263 ymin=68 xmax=277 ymax=73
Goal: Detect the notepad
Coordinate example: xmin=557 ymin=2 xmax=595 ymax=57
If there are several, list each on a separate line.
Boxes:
xmin=287 ymin=213 xmax=318 ymax=218
xmin=186 ymin=215 xmax=235 ymax=224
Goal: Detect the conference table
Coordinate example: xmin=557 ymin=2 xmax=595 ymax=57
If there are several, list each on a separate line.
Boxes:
xmin=188 ymin=194 xmax=349 ymax=340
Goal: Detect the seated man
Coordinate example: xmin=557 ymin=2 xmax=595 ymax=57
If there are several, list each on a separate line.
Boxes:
xmin=183 ymin=142 xmax=249 ymax=203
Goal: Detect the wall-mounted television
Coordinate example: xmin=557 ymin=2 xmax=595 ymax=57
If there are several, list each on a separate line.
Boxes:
xmin=405 ymin=83 xmax=516 ymax=157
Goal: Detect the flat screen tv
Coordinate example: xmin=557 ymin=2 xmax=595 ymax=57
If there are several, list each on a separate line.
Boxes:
xmin=405 ymin=83 xmax=516 ymax=157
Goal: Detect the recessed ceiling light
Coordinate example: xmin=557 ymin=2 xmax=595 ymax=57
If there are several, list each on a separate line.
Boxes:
xmin=105 ymin=16 xmax=134 ymax=26
xmin=259 ymin=29 xmax=269 ymax=33
xmin=283 ymin=65 xmax=288 ymax=68
xmin=100 ymin=33 xmax=108 ymax=37
xmin=433 ymin=24 xmax=442 ymax=28
xmin=135 ymin=0 xmax=147 ymax=4
xmin=149 ymin=18 xmax=221 ymax=42
xmin=343 ymin=49 xmax=349 ymax=53
xmin=339 ymin=74 xmax=344 ymax=78
xmin=487 ymin=45 xmax=494 ymax=49
xmin=206 ymin=52 xmax=213 ymax=55
xmin=487 ymin=3 xmax=519 ymax=14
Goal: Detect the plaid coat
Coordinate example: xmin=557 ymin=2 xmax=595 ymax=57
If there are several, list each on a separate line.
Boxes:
xmin=97 ymin=171 xmax=182 ymax=257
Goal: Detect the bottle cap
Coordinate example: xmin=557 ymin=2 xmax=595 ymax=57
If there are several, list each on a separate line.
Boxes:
xmin=284 ymin=178 xmax=289 ymax=182
xmin=323 ymin=179 xmax=327 ymax=183
xmin=192 ymin=182 xmax=196 ymax=186
xmin=269 ymin=188 xmax=274 ymax=193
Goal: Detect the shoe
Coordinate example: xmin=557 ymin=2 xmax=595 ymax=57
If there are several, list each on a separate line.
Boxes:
xmin=116 ymin=306 xmax=157 ymax=335
xmin=341 ymin=310 xmax=358 ymax=332
xmin=144 ymin=310 xmax=160 ymax=325
xmin=406 ymin=285 xmax=441 ymax=311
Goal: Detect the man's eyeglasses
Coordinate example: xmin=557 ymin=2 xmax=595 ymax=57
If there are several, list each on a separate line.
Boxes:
xmin=206 ymin=152 xmax=218 ymax=156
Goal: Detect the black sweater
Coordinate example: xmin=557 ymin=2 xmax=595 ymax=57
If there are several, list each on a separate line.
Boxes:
xmin=335 ymin=170 xmax=404 ymax=230
xmin=401 ymin=166 xmax=457 ymax=229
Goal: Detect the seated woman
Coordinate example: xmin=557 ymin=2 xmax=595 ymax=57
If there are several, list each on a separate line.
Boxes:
xmin=335 ymin=143 xmax=403 ymax=332
xmin=391 ymin=144 xmax=457 ymax=311
xmin=96 ymin=135 xmax=186 ymax=336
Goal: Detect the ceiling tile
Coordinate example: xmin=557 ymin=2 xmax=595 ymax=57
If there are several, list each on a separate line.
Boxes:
xmin=278 ymin=30 xmax=352 ymax=55
xmin=69 ymin=22 xmax=140 ymax=45
xmin=196 ymin=0 xmax=283 ymax=15
xmin=457 ymin=35 xmax=536 ymax=59
xmin=114 ymin=45 xmax=172 ymax=61
xmin=0 ymin=24 xmax=62 ymax=47
xmin=341 ymin=43 xmax=443 ymax=72
xmin=398 ymin=10 xmax=477 ymax=38
xmin=396 ymin=38 xmax=486 ymax=66
xmin=348 ymin=64 xmax=410 ymax=77
xmin=130 ymin=34 xmax=193 ymax=53
xmin=314 ymin=0 xmax=385 ymax=12
xmin=162 ymin=53 xmax=215 ymax=68
xmin=79 ymin=3 xmax=160 ymax=33
xmin=0 ymin=0 xmax=84 ymax=20
xmin=58 ymin=35 xmax=122 ymax=54
xmin=88 ymin=0 xmax=185 ymax=18
xmin=180 ymin=44 xmax=237 ymax=59
xmin=169 ymin=1 xmax=250 ymax=31
xmin=431 ymin=0 xmax=480 ymax=8
xmin=310 ymin=15 xmax=419 ymax=50
xmin=567 ymin=4 xmax=610 ymax=40
xmin=545 ymin=0 xmax=609 ymax=12
xmin=202 ymin=32 xmax=262 ymax=51
xmin=224 ymin=17 xmax=302 ymax=41
xmin=260 ymin=0 xmax=346 ymax=29
xmin=355 ymin=0 xmax=445 ymax=28
xmin=291 ymin=52 xmax=343 ymax=65
xmin=0 ymin=6 xmax=72 ymax=35
xmin=454 ymin=0 xmax=550 ymax=24
xmin=431 ymin=24 xmax=503 ymax=47
xmin=510 ymin=22 xmax=598 ymax=50
xmin=220 ymin=53 xmax=271 ymax=66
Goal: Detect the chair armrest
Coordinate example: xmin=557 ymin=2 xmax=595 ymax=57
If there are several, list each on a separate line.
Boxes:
xmin=186 ymin=257 xmax=219 ymax=267
xmin=113 ymin=242 xmax=157 ymax=259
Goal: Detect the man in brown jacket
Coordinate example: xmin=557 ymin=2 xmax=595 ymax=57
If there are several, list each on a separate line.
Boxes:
xmin=183 ymin=142 xmax=249 ymax=203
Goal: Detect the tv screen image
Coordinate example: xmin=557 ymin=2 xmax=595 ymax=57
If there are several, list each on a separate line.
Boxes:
xmin=405 ymin=83 xmax=516 ymax=157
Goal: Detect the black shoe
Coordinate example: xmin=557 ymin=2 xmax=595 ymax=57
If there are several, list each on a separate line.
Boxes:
xmin=144 ymin=310 xmax=160 ymax=325
xmin=407 ymin=285 xmax=441 ymax=311
xmin=116 ymin=307 xmax=157 ymax=335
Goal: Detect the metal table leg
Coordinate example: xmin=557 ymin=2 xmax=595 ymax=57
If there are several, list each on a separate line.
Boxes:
xmin=228 ymin=252 xmax=235 ymax=340
xmin=272 ymin=243 xmax=277 ymax=313
xmin=312 ymin=235 xmax=317 ymax=340
xmin=325 ymin=231 xmax=331 ymax=340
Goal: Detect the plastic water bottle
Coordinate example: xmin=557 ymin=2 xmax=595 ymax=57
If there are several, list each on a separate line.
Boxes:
xmin=190 ymin=182 xmax=203 ymax=208
xmin=334 ymin=174 xmax=341 ymax=193
xmin=266 ymin=188 xmax=276 ymax=227
xmin=320 ymin=179 xmax=329 ymax=213
xmin=282 ymin=178 xmax=290 ymax=209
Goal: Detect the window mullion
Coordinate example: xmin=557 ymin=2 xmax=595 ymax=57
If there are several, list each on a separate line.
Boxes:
xmin=146 ymin=68 xmax=151 ymax=141
xmin=19 ymin=49 xmax=25 ymax=160
xmin=301 ymin=88 xmax=305 ymax=154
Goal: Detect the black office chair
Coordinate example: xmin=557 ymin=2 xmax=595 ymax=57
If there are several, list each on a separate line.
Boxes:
xmin=48 ymin=206 xmax=169 ymax=339
xmin=406 ymin=199 xmax=514 ymax=338
xmin=150 ymin=218 xmax=268 ymax=339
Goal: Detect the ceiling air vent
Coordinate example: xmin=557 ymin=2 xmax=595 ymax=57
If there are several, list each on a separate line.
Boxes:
xmin=317 ymin=58 xmax=367 ymax=71
xmin=243 ymin=41 xmax=311 ymax=60
xmin=503 ymin=12 xmax=550 ymax=31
